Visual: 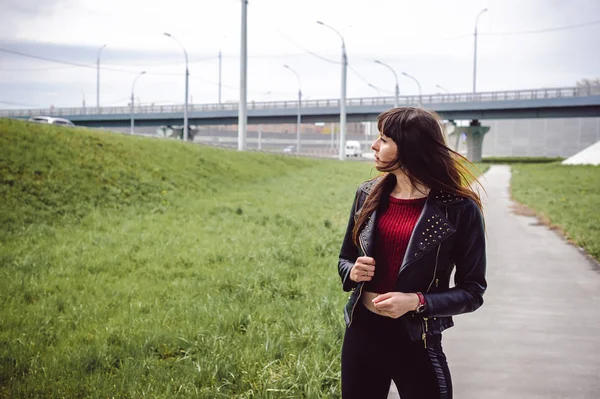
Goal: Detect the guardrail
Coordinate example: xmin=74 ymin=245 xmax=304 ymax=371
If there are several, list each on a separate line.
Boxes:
xmin=1 ymin=86 xmax=598 ymax=118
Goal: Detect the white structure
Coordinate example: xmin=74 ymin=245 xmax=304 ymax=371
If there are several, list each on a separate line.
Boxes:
xmin=562 ymin=140 xmax=600 ymax=165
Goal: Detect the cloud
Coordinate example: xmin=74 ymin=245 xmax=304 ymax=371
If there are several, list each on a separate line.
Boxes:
xmin=0 ymin=0 xmax=69 ymax=35
xmin=0 ymin=0 xmax=65 ymax=15
xmin=1 ymin=0 xmax=599 ymax=109
xmin=0 ymin=39 xmax=200 ymax=66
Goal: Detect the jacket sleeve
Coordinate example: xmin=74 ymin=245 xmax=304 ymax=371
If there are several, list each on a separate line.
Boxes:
xmin=422 ymin=200 xmax=487 ymax=317
xmin=338 ymin=189 xmax=362 ymax=292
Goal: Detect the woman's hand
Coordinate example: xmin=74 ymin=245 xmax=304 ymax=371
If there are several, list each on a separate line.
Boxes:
xmin=350 ymin=256 xmax=376 ymax=282
xmin=372 ymin=292 xmax=419 ymax=319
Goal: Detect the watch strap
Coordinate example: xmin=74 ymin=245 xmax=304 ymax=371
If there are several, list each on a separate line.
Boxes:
xmin=415 ymin=292 xmax=426 ymax=313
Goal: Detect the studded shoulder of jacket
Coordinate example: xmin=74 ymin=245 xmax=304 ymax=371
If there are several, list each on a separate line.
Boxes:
xmin=431 ymin=189 xmax=465 ymax=206
xmin=358 ymin=176 xmax=385 ymax=195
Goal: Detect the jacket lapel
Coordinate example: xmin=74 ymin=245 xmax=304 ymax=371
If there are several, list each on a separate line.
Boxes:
xmin=356 ymin=176 xmax=384 ymax=258
xmin=397 ymin=190 xmax=463 ymax=275
xmin=358 ymin=208 xmax=377 ymax=258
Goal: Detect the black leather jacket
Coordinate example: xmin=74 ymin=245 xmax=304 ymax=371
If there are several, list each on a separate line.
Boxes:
xmin=338 ymin=177 xmax=487 ymax=342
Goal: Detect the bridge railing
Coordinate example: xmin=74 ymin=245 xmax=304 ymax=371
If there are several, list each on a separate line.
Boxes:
xmin=1 ymin=86 xmax=597 ymax=118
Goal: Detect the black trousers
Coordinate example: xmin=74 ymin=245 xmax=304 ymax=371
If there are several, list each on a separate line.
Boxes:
xmin=341 ymin=302 xmax=452 ymax=399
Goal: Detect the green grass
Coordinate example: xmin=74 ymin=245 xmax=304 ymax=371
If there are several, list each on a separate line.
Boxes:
xmin=510 ymin=163 xmax=600 ymax=260
xmin=0 ymin=119 xmax=318 ymax=235
xmin=481 ymin=156 xmax=565 ymax=164
xmin=0 ymin=118 xmax=488 ymax=398
xmin=0 ymin=119 xmax=377 ymax=398
xmin=465 ymin=162 xmax=489 ymax=181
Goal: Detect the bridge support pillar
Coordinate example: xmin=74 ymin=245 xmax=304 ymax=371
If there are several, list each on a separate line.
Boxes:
xmin=453 ymin=120 xmax=490 ymax=162
xmin=163 ymin=125 xmax=196 ymax=141
xmin=156 ymin=126 xmax=172 ymax=138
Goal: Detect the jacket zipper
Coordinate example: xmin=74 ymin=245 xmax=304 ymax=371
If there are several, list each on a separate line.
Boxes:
xmin=348 ymin=284 xmax=364 ymax=328
xmin=421 ymin=208 xmax=447 ymax=347
xmin=422 ymin=317 xmax=429 ymax=348
xmin=421 ymin=246 xmax=440 ymax=348
xmin=426 ymin=244 xmax=442 ymax=293
xmin=348 ymin=235 xmax=368 ymax=327
xmin=422 ymin=249 xmax=437 ymax=349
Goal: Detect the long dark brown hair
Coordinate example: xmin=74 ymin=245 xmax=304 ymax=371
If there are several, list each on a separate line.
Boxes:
xmin=352 ymin=107 xmax=484 ymax=246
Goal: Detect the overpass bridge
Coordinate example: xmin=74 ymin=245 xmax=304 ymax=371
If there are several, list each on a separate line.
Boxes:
xmin=2 ymin=87 xmax=599 ymax=128
xmin=2 ymin=86 xmax=599 ymax=161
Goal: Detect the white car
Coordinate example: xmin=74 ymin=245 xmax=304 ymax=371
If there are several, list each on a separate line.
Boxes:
xmin=345 ymin=140 xmax=363 ymax=157
xmin=28 ymin=116 xmax=75 ymax=127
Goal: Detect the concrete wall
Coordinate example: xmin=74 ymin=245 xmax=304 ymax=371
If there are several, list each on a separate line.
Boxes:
xmin=480 ymin=117 xmax=600 ymax=157
xmin=125 ymin=117 xmax=600 ymax=158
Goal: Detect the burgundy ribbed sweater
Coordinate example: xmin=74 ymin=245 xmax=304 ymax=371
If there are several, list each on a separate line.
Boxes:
xmin=364 ymin=195 xmax=426 ymax=294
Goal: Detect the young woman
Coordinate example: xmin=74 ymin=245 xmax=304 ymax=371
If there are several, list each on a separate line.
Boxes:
xmin=338 ymin=107 xmax=487 ymax=399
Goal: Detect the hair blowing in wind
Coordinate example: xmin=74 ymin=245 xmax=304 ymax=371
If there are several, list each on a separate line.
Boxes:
xmin=352 ymin=107 xmax=484 ymax=246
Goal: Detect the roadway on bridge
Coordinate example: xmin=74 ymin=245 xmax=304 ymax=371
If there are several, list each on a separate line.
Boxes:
xmin=388 ymin=165 xmax=600 ymax=398
xmin=5 ymin=87 xmax=599 ymax=127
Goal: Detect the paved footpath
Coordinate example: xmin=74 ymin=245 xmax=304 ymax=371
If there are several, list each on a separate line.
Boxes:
xmin=389 ymin=164 xmax=600 ymax=398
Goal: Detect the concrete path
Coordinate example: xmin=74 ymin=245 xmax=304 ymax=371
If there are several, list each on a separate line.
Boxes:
xmin=388 ymin=165 xmax=600 ymax=398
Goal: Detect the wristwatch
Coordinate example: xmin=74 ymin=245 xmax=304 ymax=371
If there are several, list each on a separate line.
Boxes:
xmin=415 ymin=292 xmax=426 ymax=314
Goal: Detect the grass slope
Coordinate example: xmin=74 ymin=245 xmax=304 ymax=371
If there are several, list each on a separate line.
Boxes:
xmin=0 ymin=118 xmax=488 ymax=398
xmin=511 ymin=163 xmax=600 ymax=260
xmin=0 ymin=119 xmax=316 ymax=235
xmin=0 ymin=119 xmax=376 ymax=398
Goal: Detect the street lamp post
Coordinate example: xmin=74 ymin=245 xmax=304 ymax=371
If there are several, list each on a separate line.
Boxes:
xmin=374 ymin=60 xmax=399 ymax=108
xmin=130 ymin=71 xmax=146 ymax=135
xmin=164 ymin=32 xmax=189 ymax=141
xmin=218 ymin=50 xmax=222 ymax=104
xmin=317 ymin=21 xmax=347 ymax=160
xmin=283 ymin=65 xmax=302 ymax=153
xmin=257 ymin=124 xmax=263 ymax=150
xmin=238 ymin=0 xmax=248 ymax=151
xmin=402 ymin=72 xmax=422 ymax=107
xmin=96 ymin=44 xmax=107 ymax=113
xmin=473 ymin=8 xmax=488 ymax=94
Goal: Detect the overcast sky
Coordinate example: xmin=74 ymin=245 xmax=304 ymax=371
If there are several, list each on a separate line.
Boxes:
xmin=0 ymin=0 xmax=598 ymax=109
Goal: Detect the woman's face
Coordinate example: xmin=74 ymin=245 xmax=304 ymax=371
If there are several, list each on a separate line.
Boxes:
xmin=371 ymin=133 xmax=398 ymax=168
